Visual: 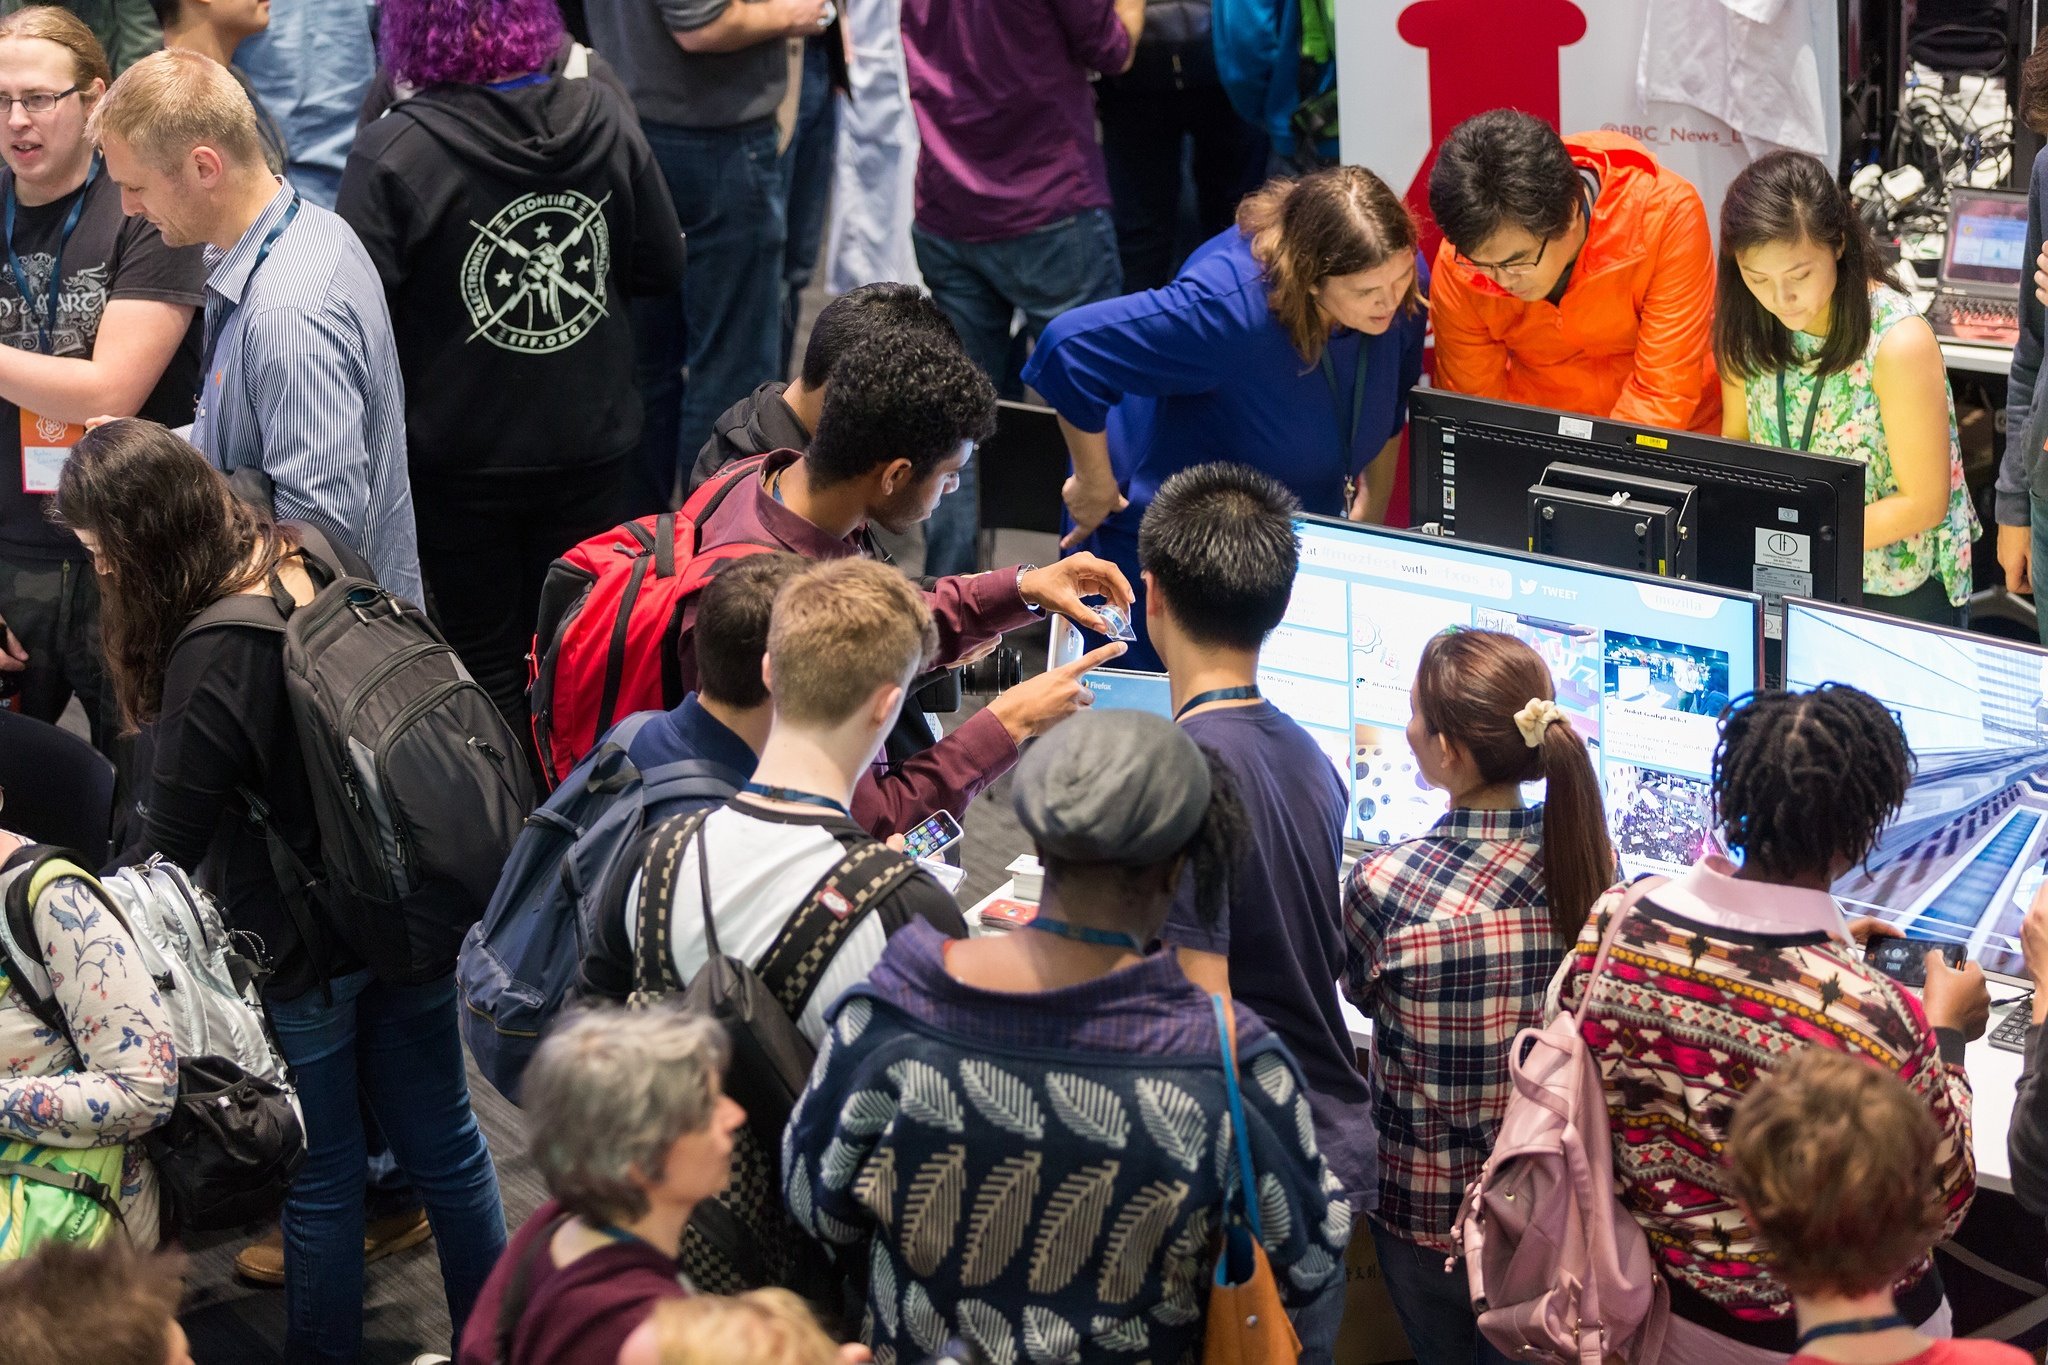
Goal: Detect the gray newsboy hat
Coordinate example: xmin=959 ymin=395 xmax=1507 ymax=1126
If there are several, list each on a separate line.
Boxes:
xmin=1012 ymin=709 xmax=1211 ymax=864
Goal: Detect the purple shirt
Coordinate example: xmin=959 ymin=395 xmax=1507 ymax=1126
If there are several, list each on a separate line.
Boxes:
xmin=901 ymin=0 xmax=1131 ymax=243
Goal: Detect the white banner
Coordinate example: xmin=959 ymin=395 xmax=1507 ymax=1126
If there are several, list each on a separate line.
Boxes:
xmin=1335 ymin=0 xmax=1839 ymax=243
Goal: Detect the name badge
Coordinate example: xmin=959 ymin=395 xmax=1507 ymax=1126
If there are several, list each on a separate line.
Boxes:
xmin=19 ymin=409 xmax=82 ymax=495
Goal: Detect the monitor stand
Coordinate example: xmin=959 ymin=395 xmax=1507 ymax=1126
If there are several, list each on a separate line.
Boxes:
xmin=1527 ymin=462 xmax=1701 ymax=581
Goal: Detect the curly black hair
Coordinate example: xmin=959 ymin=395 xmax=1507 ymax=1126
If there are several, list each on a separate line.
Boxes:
xmin=805 ymin=332 xmax=996 ymax=489
xmin=1713 ymin=686 xmax=1914 ymax=883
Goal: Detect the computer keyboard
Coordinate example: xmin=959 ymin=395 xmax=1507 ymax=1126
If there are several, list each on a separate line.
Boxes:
xmin=1992 ymin=1003 xmax=2033 ymax=1054
xmin=1929 ymin=292 xmax=2021 ymax=343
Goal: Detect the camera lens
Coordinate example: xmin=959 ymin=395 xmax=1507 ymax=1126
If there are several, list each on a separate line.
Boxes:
xmin=961 ymin=645 xmax=1023 ymax=695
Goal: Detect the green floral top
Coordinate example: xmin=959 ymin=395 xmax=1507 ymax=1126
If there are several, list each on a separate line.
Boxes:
xmin=1745 ymin=286 xmax=1978 ymax=605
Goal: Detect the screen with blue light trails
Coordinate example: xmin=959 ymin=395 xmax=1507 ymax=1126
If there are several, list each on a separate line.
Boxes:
xmin=1269 ymin=521 xmax=1760 ymax=871
xmin=1782 ymin=600 xmax=2047 ymax=980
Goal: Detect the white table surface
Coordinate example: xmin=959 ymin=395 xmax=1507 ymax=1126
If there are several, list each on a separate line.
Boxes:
xmin=967 ymin=879 xmax=2022 ymax=1193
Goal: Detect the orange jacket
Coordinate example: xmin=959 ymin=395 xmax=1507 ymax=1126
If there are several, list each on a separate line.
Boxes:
xmin=1430 ymin=132 xmax=1720 ymax=434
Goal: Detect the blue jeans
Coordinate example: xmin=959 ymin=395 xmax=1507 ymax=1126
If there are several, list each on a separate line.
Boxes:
xmin=1290 ymin=1216 xmax=1355 ymax=1365
xmin=1369 ymin=1218 xmax=1515 ymax=1365
xmin=912 ymin=208 xmax=1123 ymax=576
xmin=269 ymin=970 xmax=507 ymax=1364
xmin=780 ymin=37 xmax=839 ymax=375
xmin=631 ymin=116 xmax=789 ymax=515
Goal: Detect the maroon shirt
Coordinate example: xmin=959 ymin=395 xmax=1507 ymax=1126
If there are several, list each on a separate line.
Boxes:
xmin=900 ymin=0 xmax=1130 ymax=242
xmin=681 ymin=450 xmax=1034 ymax=835
xmin=457 ymin=1201 xmax=685 ymax=1365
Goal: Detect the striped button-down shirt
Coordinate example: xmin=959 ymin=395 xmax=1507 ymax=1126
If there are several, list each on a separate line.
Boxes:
xmin=193 ymin=183 xmax=421 ymax=604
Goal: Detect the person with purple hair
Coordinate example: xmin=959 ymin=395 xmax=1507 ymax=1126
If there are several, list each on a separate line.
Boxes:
xmin=337 ymin=0 xmax=684 ymax=780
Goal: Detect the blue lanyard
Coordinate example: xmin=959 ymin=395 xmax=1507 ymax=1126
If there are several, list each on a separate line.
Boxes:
xmin=4 ymin=157 xmax=99 ymax=356
xmin=1174 ymin=684 xmax=1260 ymax=721
xmin=202 ymin=193 xmax=302 ymax=390
xmin=742 ymin=781 xmax=849 ymax=816
xmin=1022 ymin=917 xmax=1145 ymax=952
xmin=1319 ymin=343 xmax=1368 ymax=456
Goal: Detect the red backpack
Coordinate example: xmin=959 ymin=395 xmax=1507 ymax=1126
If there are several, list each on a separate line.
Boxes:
xmin=528 ymin=457 xmax=772 ymax=788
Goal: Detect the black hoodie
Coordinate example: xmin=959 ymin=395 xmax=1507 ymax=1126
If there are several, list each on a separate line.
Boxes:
xmin=337 ymin=44 xmax=685 ymax=480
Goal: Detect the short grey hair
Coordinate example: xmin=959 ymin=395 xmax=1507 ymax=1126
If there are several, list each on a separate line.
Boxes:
xmin=521 ymin=1006 xmax=730 ymax=1225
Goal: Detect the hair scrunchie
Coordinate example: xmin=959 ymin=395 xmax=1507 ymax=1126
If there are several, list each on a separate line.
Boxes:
xmin=1513 ymin=697 xmax=1563 ymax=748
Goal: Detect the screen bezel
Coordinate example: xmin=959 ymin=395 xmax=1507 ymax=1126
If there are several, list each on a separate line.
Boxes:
xmin=1296 ymin=514 xmax=1767 ymax=857
xmin=1297 ymin=513 xmax=1768 ymax=692
xmin=1781 ymin=594 xmax=2043 ymax=986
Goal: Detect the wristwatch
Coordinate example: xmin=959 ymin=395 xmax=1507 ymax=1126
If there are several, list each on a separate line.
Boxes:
xmin=1015 ymin=562 xmax=1043 ymax=615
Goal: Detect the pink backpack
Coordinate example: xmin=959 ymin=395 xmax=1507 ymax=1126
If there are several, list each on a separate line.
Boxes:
xmin=1453 ymin=879 xmax=1671 ymax=1365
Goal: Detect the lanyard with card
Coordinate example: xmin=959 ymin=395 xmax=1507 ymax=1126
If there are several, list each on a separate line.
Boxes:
xmin=8 ymin=159 xmax=97 ymax=494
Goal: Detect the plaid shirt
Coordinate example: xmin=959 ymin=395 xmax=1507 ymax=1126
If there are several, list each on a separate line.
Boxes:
xmin=1342 ymin=806 xmax=1569 ymax=1250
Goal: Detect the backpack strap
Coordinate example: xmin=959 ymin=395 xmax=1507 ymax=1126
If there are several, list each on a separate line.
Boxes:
xmin=172 ymin=592 xmax=287 ymax=653
xmin=637 ymin=757 xmax=746 ymax=809
xmin=1570 ymin=875 xmax=1669 ymax=1029
xmin=0 ymin=848 xmax=119 ymax=1046
xmin=492 ymin=1210 xmax=572 ymax=1365
xmin=235 ymin=785 xmax=336 ymax=999
xmin=756 ymin=839 xmax=922 ymax=1018
xmin=0 ymin=1158 xmax=127 ymax=1229
xmin=626 ymin=809 xmax=715 ymax=1005
xmin=678 ymin=454 xmax=769 ymax=550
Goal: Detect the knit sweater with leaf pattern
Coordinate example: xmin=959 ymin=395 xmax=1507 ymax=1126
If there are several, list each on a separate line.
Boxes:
xmin=783 ymin=920 xmax=1345 ymax=1365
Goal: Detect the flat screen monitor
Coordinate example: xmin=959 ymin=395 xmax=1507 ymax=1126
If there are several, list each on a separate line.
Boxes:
xmin=1059 ymin=520 xmax=1765 ymax=872
xmin=1943 ymin=187 xmax=2029 ymax=288
xmin=1782 ymin=598 xmax=2048 ymax=981
xmin=1407 ymin=390 xmax=1865 ymax=650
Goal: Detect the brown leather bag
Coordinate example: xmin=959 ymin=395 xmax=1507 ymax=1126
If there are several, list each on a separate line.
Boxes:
xmin=1204 ymin=993 xmax=1303 ymax=1365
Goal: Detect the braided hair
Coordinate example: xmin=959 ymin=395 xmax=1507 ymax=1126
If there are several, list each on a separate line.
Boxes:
xmin=1713 ymin=686 xmax=1913 ymax=883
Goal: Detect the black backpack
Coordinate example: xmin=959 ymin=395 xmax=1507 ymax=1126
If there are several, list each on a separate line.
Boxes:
xmin=174 ymin=527 xmax=535 ymax=985
xmin=622 ymin=807 xmax=920 ymax=1295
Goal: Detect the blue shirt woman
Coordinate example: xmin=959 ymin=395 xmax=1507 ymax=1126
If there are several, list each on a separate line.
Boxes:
xmin=1023 ymin=168 xmax=1428 ymax=669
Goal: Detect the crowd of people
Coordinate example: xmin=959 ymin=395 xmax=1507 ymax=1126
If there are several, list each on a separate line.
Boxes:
xmin=0 ymin=2 xmax=2047 ymax=1365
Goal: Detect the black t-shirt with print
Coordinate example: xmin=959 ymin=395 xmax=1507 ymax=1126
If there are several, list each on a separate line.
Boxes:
xmin=0 ymin=170 xmax=205 ymax=561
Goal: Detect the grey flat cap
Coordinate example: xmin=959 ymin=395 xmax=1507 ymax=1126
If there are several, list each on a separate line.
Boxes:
xmin=1013 ymin=709 xmax=1212 ymax=864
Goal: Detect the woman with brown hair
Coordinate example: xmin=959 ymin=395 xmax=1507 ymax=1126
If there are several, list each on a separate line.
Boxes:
xmin=1022 ymin=164 xmax=1427 ymax=669
xmin=57 ymin=420 xmax=507 ymax=1364
xmin=1341 ymin=628 xmax=1614 ymax=1363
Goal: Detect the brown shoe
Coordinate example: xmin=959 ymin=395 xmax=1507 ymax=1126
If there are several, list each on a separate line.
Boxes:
xmin=365 ymin=1208 xmax=433 ymax=1264
xmin=233 ymin=1225 xmax=286 ymax=1285
xmin=231 ymin=1210 xmax=432 ymax=1285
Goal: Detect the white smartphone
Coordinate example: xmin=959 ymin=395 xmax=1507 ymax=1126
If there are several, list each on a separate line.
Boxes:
xmin=902 ymin=809 xmax=965 ymax=861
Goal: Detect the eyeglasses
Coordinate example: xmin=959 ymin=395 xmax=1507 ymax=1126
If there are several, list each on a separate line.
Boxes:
xmin=1459 ymin=232 xmax=1553 ymax=283
xmin=0 ymin=87 xmax=79 ymax=114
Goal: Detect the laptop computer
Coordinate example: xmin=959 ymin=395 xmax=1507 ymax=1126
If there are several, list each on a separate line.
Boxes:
xmin=1926 ymin=187 xmax=2027 ymax=346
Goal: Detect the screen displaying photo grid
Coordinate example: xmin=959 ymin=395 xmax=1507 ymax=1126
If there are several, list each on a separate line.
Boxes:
xmin=1276 ymin=520 xmax=1763 ymax=874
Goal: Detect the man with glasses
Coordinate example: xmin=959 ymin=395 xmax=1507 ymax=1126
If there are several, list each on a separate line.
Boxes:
xmin=1427 ymin=109 xmax=1721 ymax=434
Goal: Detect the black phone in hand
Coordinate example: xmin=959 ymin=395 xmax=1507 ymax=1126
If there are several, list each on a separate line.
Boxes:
xmin=1866 ymin=937 xmax=1967 ymax=988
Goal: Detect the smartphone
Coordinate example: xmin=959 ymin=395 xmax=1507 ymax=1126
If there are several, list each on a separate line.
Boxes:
xmin=902 ymin=809 xmax=965 ymax=862
xmin=1866 ymin=937 xmax=1967 ymax=988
